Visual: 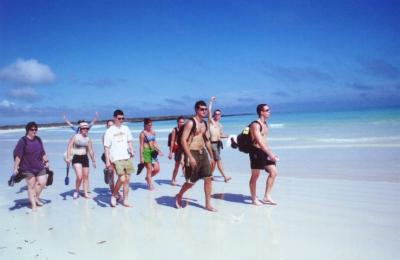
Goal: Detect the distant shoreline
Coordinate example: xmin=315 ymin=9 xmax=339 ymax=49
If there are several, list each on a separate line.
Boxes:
xmin=0 ymin=113 xmax=252 ymax=130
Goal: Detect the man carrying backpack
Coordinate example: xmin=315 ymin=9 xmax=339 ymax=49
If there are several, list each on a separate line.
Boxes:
xmin=249 ymin=104 xmax=279 ymax=206
xmin=168 ymin=116 xmax=185 ymax=186
xmin=175 ymin=100 xmax=216 ymax=212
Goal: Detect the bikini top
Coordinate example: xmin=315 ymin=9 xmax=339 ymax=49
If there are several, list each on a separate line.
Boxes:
xmin=143 ymin=132 xmax=156 ymax=143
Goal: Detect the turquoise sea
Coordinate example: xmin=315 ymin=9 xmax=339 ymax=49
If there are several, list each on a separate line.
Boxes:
xmin=1 ymin=107 xmax=399 ymax=183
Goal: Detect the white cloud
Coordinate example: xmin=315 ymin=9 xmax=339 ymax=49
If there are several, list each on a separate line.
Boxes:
xmin=8 ymin=87 xmax=39 ymax=99
xmin=0 ymin=99 xmax=15 ymax=108
xmin=0 ymin=58 xmax=56 ymax=86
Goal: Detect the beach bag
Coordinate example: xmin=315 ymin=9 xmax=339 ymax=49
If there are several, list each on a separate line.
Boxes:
xmin=232 ymin=121 xmax=262 ymax=153
xmin=46 ymin=168 xmax=54 ymax=186
xmin=12 ymin=136 xmax=44 ymax=183
xmin=176 ymin=118 xmax=208 ymax=149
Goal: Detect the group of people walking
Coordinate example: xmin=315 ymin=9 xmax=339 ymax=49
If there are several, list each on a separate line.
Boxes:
xmin=11 ymin=97 xmax=279 ymax=212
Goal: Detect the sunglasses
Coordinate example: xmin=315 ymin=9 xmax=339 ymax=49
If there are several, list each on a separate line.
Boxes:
xmin=198 ymin=107 xmax=208 ymax=111
xmin=29 ymin=128 xmax=38 ymax=132
xmin=263 ymin=109 xmax=270 ymax=112
xmin=117 ymin=117 xmax=125 ymax=120
xmin=80 ymin=128 xmax=89 ymax=130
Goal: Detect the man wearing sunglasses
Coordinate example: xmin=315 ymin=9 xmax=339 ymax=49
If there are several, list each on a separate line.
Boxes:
xmin=104 ymin=109 xmax=135 ymax=207
xmin=175 ymin=100 xmax=216 ymax=212
xmin=249 ymin=104 xmax=279 ymax=206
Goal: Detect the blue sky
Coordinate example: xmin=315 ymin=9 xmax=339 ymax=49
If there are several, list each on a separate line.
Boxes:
xmin=0 ymin=0 xmax=399 ymax=125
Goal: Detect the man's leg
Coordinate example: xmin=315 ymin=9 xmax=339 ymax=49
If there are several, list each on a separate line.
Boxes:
xmin=262 ymin=165 xmax=278 ymax=205
xmin=171 ymin=161 xmax=180 ymax=185
xmin=216 ymin=160 xmax=231 ymax=182
xmin=249 ymin=169 xmax=262 ymax=206
xmin=204 ymin=177 xmax=217 ymax=212
xmin=111 ymin=174 xmax=123 ymax=207
xmin=121 ymin=173 xmax=132 ymax=207
xmin=175 ymin=182 xmax=193 ymax=208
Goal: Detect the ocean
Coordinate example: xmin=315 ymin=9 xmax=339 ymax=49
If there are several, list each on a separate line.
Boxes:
xmin=1 ymin=107 xmax=399 ymax=183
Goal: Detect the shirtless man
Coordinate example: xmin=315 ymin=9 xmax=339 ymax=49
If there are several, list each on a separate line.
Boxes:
xmin=208 ymin=96 xmax=231 ymax=182
xmin=175 ymin=101 xmax=216 ymax=212
xmin=249 ymin=104 xmax=279 ymax=206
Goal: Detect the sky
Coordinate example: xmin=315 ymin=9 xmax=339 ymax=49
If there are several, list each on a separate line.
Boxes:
xmin=0 ymin=0 xmax=399 ymax=125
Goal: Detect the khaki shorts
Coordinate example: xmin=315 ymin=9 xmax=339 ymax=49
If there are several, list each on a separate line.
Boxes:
xmin=113 ymin=158 xmax=134 ymax=175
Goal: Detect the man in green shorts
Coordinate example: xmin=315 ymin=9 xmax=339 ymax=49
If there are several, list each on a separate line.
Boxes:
xmin=104 ymin=109 xmax=135 ymax=207
xmin=175 ymin=101 xmax=216 ymax=212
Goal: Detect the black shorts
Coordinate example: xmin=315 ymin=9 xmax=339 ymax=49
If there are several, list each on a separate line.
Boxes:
xmin=249 ymin=147 xmax=275 ymax=170
xmin=184 ymin=149 xmax=211 ymax=183
xmin=72 ymin=154 xmax=89 ymax=167
xmin=174 ymin=148 xmax=183 ymax=162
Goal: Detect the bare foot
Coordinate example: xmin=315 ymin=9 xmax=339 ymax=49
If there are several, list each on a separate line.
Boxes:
xmin=122 ymin=200 xmax=132 ymax=207
xmin=73 ymin=191 xmax=79 ymax=199
xmin=116 ymin=193 xmax=123 ymax=203
xmin=205 ymin=206 xmax=217 ymax=212
xmin=83 ymin=194 xmax=91 ymax=199
xmin=110 ymin=196 xmax=117 ymax=207
xmin=252 ymin=199 xmax=263 ymax=206
xmin=175 ymin=194 xmax=182 ymax=209
xmin=36 ymin=200 xmax=44 ymax=207
xmin=171 ymin=180 xmax=177 ymax=186
xmin=224 ymin=176 xmax=232 ymax=183
xmin=262 ymin=198 xmax=277 ymax=205
xmin=148 ymin=184 xmax=155 ymax=191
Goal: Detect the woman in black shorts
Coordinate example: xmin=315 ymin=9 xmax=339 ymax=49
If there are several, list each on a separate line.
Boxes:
xmin=66 ymin=121 xmax=96 ymax=199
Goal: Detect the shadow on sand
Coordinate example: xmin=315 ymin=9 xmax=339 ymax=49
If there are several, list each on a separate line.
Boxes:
xmin=155 ymin=195 xmax=201 ymax=209
xmin=59 ymin=189 xmax=76 ymax=200
xmin=154 ymin=179 xmax=182 ymax=187
xmin=9 ymin=198 xmax=51 ymax=211
xmin=129 ymin=182 xmax=148 ymax=191
xmin=16 ymin=185 xmax=28 ymax=194
xmin=212 ymin=193 xmax=252 ymax=205
xmin=92 ymin=187 xmax=111 ymax=207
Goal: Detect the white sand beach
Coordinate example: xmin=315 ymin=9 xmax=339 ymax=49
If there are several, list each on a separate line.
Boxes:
xmin=1 ymin=112 xmax=399 ymax=260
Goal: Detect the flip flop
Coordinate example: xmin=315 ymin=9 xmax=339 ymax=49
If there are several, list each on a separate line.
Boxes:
xmin=136 ymin=163 xmax=145 ymax=175
xmin=64 ymin=163 xmax=70 ymax=185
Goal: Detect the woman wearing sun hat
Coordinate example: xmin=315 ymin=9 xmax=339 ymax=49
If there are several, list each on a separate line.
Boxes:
xmin=66 ymin=121 xmax=96 ymax=199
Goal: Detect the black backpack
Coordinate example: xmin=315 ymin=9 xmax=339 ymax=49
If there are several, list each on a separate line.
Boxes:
xmin=176 ymin=118 xmax=208 ymax=149
xmin=231 ymin=121 xmax=262 ymax=153
xmin=167 ymin=127 xmax=179 ymax=148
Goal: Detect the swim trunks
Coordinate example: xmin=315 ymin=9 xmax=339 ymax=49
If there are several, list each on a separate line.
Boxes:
xmin=184 ymin=148 xmax=211 ymax=183
xmin=249 ymin=147 xmax=275 ymax=169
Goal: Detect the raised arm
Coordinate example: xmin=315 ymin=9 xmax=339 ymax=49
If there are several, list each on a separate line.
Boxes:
xmin=207 ymin=96 xmax=216 ymax=125
xmin=90 ymin=112 xmax=99 ymax=127
xmin=63 ymin=113 xmax=73 ymax=127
